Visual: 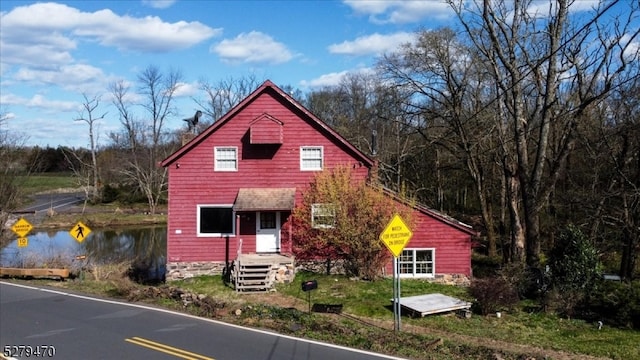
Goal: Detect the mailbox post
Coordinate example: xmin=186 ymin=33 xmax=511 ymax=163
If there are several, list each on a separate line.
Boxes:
xmin=301 ymin=279 xmax=318 ymax=313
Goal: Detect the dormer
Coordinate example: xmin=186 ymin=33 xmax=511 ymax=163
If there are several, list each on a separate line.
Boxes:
xmin=249 ymin=113 xmax=283 ymax=144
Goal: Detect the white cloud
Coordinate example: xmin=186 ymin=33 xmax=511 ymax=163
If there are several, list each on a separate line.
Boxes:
xmin=27 ymin=95 xmax=80 ymax=113
xmin=174 ymin=81 xmax=199 ymax=97
xmin=14 ymin=64 xmax=106 ymax=89
xmin=0 ymin=38 xmax=75 ymax=68
xmin=300 ymin=68 xmax=375 ymax=88
xmin=2 ymin=112 xmax=16 ymax=121
xmin=621 ymin=34 xmax=640 ymax=62
xmin=142 ymin=0 xmax=177 ymax=9
xmin=344 ymin=0 xmax=452 ymax=24
xmin=0 ymin=2 xmax=221 ymax=59
xmin=1 ymin=93 xmax=80 ymax=113
xmin=212 ymin=31 xmax=294 ymax=64
xmin=300 ymin=71 xmax=349 ymax=88
xmin=328 ymin=32 xmax=416 ymax=56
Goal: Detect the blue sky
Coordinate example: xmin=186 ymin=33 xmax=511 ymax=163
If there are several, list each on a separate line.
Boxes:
xmin=0 ymin=0 xmax=635 ymax=148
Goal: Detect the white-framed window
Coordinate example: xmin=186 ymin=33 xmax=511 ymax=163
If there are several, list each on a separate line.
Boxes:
xmin=399 ymin=248 xmax=435 ymax=278
xmin=197 ymin=205 xmax=235 ymax=236
xmin=214 ymin=147 xmax=238 ymax=171
xmin=311 ymin=203 xmax=336 ymax=229
xmin=300 ymin=146 xmax=323 ymax=171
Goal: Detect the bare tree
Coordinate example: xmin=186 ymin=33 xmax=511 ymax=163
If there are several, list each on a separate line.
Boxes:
xmin=194 ymin=75 xmax=262 ymax=126
xmin=0 ymin=108 xmax=28 ymax=242
xmin=450 ymin=0 xmax=639 ymax=266
xmin=73 ymin=94 xmax=106 ymax=202
xmin=582 ymin=78 xmax=640 ymax=279
xmin=378 ymin=27 xmax=501 ymax=257
xmin=109 ymin=65 xmax=183 ymax=214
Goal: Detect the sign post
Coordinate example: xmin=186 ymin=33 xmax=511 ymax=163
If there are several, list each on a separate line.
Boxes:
xmin=379 ymin=214 xmax=413 ymax=332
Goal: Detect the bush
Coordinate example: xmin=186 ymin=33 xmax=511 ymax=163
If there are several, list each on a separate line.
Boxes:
xmin=577 ymin=280 xmax=640 ymax=329
xmin=471 ymin=253 xmax=502 ymax=278
xmin=499 ymin=263 xmax=549 ymax=300
xmin=548 ymin=225 xmax=601 ymax=292
xmin=101 ymin=183 xmax=146 ymax=204
xmin=546 ymin=225 xmax=600 ymax=317
xmin=469 ymin=276 xmax=519 ymax=315
xmin=101 ymin=184 xmax=119 ymax=203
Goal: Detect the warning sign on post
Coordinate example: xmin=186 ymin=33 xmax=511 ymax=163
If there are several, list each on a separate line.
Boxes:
xmin=379 ymin=214 xmax=413 ymax=258
xmin=11 ymin=218 xmax=33 ymax=238
xmin=69 ymin=221 xmax=92 ymax=243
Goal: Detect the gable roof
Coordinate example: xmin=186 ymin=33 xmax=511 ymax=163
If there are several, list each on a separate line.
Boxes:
xmin=161 ymin=80 xmax=374 ymax=168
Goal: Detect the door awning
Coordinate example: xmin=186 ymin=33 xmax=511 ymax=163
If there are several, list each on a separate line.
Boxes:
xmin=233 ymin=188 xmax=296 ymax=211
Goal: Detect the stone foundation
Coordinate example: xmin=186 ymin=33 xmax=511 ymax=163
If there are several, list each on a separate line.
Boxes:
xmin=166 ymin=261 xmax=228 ymax=281
xmin=433 ymin=274 xmax=471 ymax=287
xmin=167 ymin=260 xmax=470 ymax=286
xmin=166 ymin=260 xmax=297 ymax=284
xmin=296 ymin=259 xmax=470 ymax=286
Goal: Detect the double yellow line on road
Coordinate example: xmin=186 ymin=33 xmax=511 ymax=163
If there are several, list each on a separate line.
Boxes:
xmin=125 ymin=337 xmax=214 ymax=360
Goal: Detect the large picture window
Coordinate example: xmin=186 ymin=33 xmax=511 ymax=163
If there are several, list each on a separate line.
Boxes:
xmin=300 ymin=146 xmax=323 ymax=171
xmin=399 ymin=249 xmax=434 ymax=277
xmin=198 ymin=205 xmax=234 ymax=236
xmin=214 ymin=147 xmax=238 ymax=171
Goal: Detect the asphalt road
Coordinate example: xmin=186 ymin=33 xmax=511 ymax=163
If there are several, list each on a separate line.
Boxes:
xmin=0 ymin=282 xmax=404 ymax=360
xmin=14 ymin=192 xmax=85 ymax=214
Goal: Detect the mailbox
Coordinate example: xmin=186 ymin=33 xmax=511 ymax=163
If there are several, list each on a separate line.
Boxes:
xmin=301 ymin=280 xmax=318 ymax=292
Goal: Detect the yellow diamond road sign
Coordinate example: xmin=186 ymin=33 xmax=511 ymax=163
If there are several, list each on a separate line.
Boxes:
xmin=379 ymin=214 xmax=413 ymax=258
xmin=11 ymin=217 xmax=33 ymax=238
xmin=70 ymin=221 xmax=92 ymax=243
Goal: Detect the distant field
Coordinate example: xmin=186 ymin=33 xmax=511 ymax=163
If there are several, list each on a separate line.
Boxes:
xmin=18 ymin=173 xmax=78 ymax=195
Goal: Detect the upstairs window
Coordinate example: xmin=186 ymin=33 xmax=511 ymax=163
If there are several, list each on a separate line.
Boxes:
xmin=215 ymin=147 xmax=238 ymax=171
xmin=311 ymin=203 xmax=336 ymax=229
xmin=300 ymin=146 xmax=323 ymax=171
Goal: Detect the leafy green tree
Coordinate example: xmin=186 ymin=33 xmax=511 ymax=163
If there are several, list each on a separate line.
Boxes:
xmin=286 ymin=166 xmax=412 ymax=280
xmin=548 ymin=225 xmax=601 ymax=316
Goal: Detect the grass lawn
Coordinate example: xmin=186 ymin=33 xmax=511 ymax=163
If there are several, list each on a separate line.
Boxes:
xmin=163 ymin=272 xmax=639 ymax=360
xmin=18 ymin=173 xmax=78 ymax=195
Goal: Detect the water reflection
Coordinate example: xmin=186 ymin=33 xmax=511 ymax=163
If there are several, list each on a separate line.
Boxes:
xmin=0 ymin=226 xmax=166 ymax=283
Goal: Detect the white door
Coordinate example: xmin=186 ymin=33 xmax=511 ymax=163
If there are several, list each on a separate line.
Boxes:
xmin=256 ymin=211 xmax=280 ymax=253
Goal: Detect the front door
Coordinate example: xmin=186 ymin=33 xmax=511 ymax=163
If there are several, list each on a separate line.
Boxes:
xmin=256 ymin=211 xmax=280 ymax=253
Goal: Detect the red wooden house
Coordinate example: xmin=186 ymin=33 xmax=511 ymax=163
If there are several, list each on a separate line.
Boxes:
xmin=161 ymin=80 xmax=476 ymax=286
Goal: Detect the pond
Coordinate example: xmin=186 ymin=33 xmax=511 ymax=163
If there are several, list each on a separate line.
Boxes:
xmin=0 ymin=226 xmax=167 ymax=283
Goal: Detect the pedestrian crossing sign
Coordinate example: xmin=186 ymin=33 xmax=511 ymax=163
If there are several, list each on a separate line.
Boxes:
xmin=70 ymin=221 xmax=92 ymax=243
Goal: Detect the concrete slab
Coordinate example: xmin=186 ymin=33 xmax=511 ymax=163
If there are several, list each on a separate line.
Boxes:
xmin=393 ymin=293 xmax=471 ymax=317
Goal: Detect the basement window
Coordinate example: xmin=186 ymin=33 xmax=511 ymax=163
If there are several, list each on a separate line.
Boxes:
xmin=399 ymin=249 xmax=435 ymax=278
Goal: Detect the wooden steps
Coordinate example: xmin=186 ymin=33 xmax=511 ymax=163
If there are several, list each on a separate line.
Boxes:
xmin=232 ymin=254 xmax=294 ymax=292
